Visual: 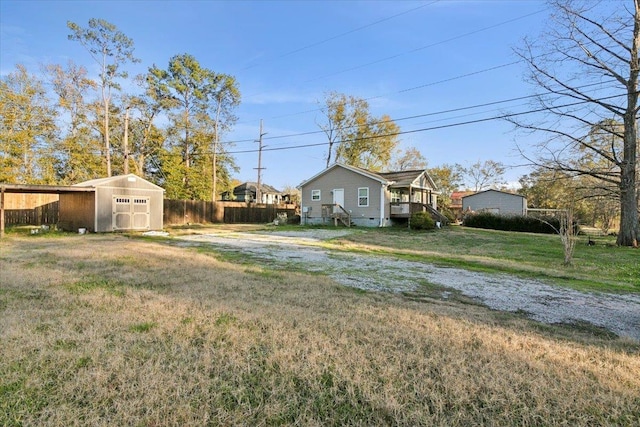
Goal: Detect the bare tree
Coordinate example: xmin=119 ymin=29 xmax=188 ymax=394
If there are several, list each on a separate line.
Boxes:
xmin=388 ymin=146 xmax=428 ymax=171
xmin=463 ymin=160 xmax=506 ymax=191
xmin=513 ymin=0 xmax=639 ymax=246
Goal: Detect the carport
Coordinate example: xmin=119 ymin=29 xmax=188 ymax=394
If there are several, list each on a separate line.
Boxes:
xmin=0 ymin=183 xmax=94 ymax=238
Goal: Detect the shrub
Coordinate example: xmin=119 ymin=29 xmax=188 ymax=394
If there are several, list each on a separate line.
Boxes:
xmin=463 ymin=212 xmax=561 ymax=234
xmin=410 ymin=212 xmax=435 ymax=230
xmin=439 ymin=207 xmax=456 ymax=223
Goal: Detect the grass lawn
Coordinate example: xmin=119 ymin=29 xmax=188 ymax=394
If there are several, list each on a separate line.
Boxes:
xmin=320 ymin=225 xmax=640 ymax=293
xmin=0 ymin=226 xmax=639 ymax=426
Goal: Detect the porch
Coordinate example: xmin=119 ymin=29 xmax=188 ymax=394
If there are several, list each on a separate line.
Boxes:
xmin=390 ymin=202 xmax=449 ymax=225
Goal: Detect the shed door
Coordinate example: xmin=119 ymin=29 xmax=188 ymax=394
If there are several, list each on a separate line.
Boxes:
xmin=113 ymin=196 xmax=150 ymax=230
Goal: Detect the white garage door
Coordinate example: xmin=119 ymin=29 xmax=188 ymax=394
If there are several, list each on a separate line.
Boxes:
xmin=112 ymin=196 xmax=150 ymax=230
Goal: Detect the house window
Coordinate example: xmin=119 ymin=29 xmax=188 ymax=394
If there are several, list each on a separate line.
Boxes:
xmin=311 ymin=190 xmax=321 ymax=201
xmin=358 ymin=187 xmax=369 ymax=207
xmin=391 ymin=190 xmax=401 ymax=203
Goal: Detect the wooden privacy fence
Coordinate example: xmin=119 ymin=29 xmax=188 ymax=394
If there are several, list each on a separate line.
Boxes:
xmin=4 ymin=202 xmax=59 ymax=226
xmin=3 ymin=193 xmax=60 ymax=226
xmin=2 ymin=196 xmax=296 ymax=228
xmin=163 ymin=199 xmax=222 ymax=225
xmin=163 ymin=199 xmax=297 ymax=225
xmin=223 ymin=205 xmax=297 ymax=224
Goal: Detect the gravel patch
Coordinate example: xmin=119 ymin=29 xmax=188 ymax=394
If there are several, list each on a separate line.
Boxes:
xmin=177 ymin=230 xmax=640 ymax=341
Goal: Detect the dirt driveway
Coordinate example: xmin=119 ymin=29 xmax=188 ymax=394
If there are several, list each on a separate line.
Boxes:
xmin=177 ymin=229 xmax=640 ymax=341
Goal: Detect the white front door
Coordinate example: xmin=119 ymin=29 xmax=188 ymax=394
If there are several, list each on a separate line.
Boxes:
xmin=333 ymin=188 xmax=344 ymax=213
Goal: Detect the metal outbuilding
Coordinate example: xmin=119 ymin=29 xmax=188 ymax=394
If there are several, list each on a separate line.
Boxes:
xmin=58 ymin=174 xmax=165 ymax=233
xmin=462 ymin=189 xmax=527 ymax=216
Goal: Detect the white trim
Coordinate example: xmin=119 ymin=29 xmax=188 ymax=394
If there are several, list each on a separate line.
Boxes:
xmin=311 ymin=189 xmax=321 ymax=201
xmin=357 ymin=187 xmax=369 ymax=207
xmin=379 ymin=184 xmax=386 ymax=227
xmin=94 ymin=188 xmax=98 ymax=232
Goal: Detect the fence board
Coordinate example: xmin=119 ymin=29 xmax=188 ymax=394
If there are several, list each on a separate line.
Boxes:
xmin=4 ymin=202 xmax=59 ymax=226
xmin=163 ymin=199 xmax=297 ymax=225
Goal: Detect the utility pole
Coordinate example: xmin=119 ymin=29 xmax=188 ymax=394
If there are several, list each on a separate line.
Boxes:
xmin=212 ymin=99 xmax=222 ymax=202
xmin=123 ymin=106 xmax=130 ymax=175
xmin=254 ymin=119 xmax=267 ymax=204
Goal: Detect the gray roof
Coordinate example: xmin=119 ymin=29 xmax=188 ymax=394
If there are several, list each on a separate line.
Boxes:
xmin=233 ymin=182 xmax=282 ymax=194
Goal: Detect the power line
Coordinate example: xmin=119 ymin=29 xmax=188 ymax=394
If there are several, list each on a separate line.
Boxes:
xmin=223 ymin=92 xmax=630 ymax=155
xmin=219 ymin=80 xmax=618 ymax=146
xmin=238 ymin=7 xmax=547 ymax=107
xmin=303 ymin=9 xmax=546 ymax=84
xmin=15 ymin=91 xmax=628 ymax=163
xmin=240 ymin=1 xmax=440 ymax=72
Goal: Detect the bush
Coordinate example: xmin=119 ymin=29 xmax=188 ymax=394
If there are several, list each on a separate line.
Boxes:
xmin=463 ymin=212 xmax=562 ymax=234
xmin=439 ymin=207 xmax=456 ymax=223
xmin=410 ymin=212 xmax=436 ymax=230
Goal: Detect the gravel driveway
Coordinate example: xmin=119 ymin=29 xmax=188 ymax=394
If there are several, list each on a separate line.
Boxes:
xmin=178 ymin=229 xmax=640 ymax=341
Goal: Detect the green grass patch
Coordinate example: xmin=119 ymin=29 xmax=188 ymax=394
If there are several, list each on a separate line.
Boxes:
xmin=327 ymin=226 xmax=639 ymax=293
xmin=65 ymin=277 xmax=127 ymax=296
xmin=128 ymin=322 xmax=156 ymax=333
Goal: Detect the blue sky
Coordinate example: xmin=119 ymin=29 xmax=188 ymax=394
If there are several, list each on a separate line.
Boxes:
xmin=1 ymin=0 xmax=554 ymax=190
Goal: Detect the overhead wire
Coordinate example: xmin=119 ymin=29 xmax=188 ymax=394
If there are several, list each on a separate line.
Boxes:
xmin=218 ymin=80 xmax=619 ymax=146
xmin=236 ymin=5 xmax=548 ymax=114
xmin=240 ymin=1 xmax=440 ymax=71
xmin=221 ymin=92 xmax=631 ymax=155
xmin=303 ymin=8 xmax=546 ymax=83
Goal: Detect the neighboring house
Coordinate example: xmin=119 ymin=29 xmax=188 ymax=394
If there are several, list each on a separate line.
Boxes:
xmin=298 ymin=163 xmax=445 ymax=227
xmin=450 ymin=191 xmax=475 ymax=220
xmin=222 ymin=182 xmax=284 ymax=204
xmin=462 ymin=189 xmax=527 ymax=216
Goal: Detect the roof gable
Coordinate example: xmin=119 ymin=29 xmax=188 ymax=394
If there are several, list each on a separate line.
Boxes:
xmin=299 ymin=163 xmax=390 ymax=188
xmin=74 ymin=174 xmax=164 ymax=192
xmin=462 ymin=189 xmax=524 ymax=199
xmin=378 ymin=169 xmax=438 ymax=190
xmin=233 ymin=182 xmax=282 ymax=194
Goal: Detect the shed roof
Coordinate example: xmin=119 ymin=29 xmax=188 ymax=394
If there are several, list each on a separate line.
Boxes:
xmin=74 ymin=174 xmax=164 ymax=192
xmin=462 ymin=189 xmax=525 ymax=199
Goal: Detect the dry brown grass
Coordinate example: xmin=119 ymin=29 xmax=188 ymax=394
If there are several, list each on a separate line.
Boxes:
xmin=1 ymin=233 xmax=639 ymax=426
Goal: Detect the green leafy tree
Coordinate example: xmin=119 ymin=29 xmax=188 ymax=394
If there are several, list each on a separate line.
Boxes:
xmin=0 ymin=65 xmax=58 ymax=183
xmin=68 ymin=18 xmax=140 ymax=177
xmin=126 ymin=74 xmax=177 ymax=180
xmin=45 ymin=61 xmax=104 ymax=183
xmin=319 ymin=91 xmax=400 ymax=171
xmin=428 ymin=163 xmax=464 ymax=208
xmin=208 ymin=74 xmax=240 ymax=201
xmin=148 ymin=54 xmax=240 ymax=200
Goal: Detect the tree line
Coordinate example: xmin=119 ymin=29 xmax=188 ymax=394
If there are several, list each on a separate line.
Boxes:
xmin=1 ymin=18 xmax=241 ymax=201
xmin=1 ymin=1 xmax=638 ymax=245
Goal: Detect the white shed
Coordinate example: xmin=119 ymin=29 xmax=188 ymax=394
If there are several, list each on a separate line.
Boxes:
xmin=58 ymin=174 xmax=165 ymax=232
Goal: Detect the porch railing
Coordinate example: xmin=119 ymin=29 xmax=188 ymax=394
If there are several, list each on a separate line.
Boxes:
xmin=321 ymin=203 xmax=351 ymax=227
xmin=390 ymin=202 xmax=449 ymax=225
